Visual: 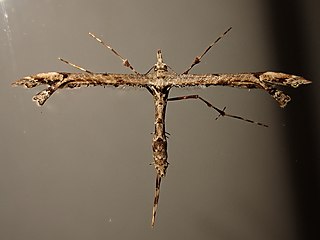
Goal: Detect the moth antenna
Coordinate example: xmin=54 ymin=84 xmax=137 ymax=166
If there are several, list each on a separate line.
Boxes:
xmin=183 ymin=27 xmax=232 ymax=74
xmin=89 ymin=32 xmax=139 ymax=74
xmin=58 ymin=58 xmax=93 ymax=73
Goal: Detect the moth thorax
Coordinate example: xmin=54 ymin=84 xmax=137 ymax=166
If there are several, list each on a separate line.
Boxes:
xmin=154 ymin=63 xmax=167 ymax=72
xmin=154 ymin=49 xmax=168 ymax=72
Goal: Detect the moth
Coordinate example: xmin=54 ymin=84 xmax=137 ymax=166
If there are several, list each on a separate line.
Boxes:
xmin=12 ymin=28 xmax=311 ymax=227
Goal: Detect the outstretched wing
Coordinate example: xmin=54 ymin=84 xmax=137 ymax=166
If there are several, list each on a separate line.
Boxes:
xmin=168 ymin=72 xmax=311 ymax=108
xmin=12 ymin=72 xmax=150 ymax=106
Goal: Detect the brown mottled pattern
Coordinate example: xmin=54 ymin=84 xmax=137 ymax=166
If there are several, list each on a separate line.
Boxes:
xmin=12 ymin=35 xmax=311 ymax=227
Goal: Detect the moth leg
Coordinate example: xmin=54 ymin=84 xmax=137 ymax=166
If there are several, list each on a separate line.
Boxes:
xmin=89 ymin=32 xmax=140 ymax=75
xmin=182 ymin=27 xmax=232 ymax=74
xmin=168 ymin=94 xmax=268 ymax=127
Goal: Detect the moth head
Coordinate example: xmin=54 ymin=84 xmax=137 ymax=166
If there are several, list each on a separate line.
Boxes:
xmin=154 ymin=49 xmax=168 ymax=72
xmin=154 ymin=161 xmax=169 ymax=177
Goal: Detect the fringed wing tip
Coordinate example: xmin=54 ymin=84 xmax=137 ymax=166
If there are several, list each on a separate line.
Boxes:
xmin=12 ymin=72 xmax=64 ymax=88
xmin=12 ymin=72 xmax=66 ymax=106
xmin=288 ymin=74 xmax=311 ymax=88
xmin=262 ymin=71 xmax=311 ymax=88
xmin=32 ymin=90 xmax=50 ymax=106
xmin=260 ymin=72 xmax=311 ymax=108
xmin=12 ymin=77 xmax=36 ymax=88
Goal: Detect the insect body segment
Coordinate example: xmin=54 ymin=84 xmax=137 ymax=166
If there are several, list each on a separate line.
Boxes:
xmin=149 ymin=52 xmax=170 ymax=225
xmin=151 ymin=87 xmax=170 ymax=178
xmin=150 ymin=88 xmax=169 ymax=227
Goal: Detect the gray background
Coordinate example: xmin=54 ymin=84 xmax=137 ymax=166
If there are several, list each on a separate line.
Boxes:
xmin=0 ymin=0 xmax=319 ymax=240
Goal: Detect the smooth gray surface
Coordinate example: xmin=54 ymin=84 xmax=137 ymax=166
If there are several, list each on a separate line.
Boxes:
xmin=1 ymin=0 xmax=318 ymax=239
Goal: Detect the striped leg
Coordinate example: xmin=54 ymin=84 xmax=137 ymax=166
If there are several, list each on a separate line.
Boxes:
xmin=168 ymin=94 xmax=268 ymax=127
